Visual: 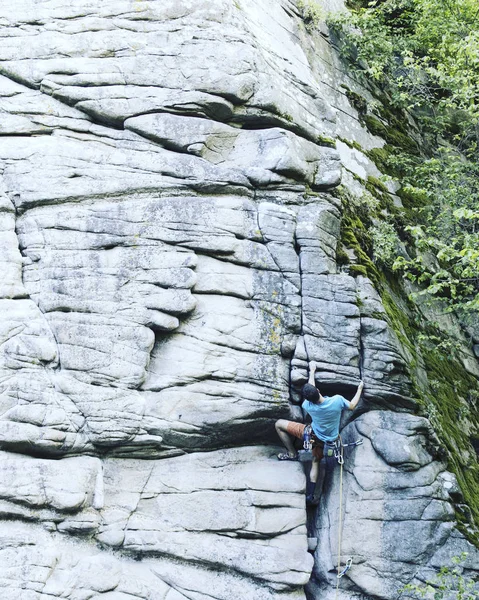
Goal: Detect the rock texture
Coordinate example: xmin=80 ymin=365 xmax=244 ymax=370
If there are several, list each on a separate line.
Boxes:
xmin=0 ymin=0 xmax=478 ymax=599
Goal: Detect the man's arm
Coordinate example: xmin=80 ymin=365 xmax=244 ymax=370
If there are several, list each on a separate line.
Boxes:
xmin=308 ymin=361 xmax=325 ymax=403
xmin=348 ymin=381 xmax=364 ymax=411
xmin=308 ymin=360 xmax=316 ymax=386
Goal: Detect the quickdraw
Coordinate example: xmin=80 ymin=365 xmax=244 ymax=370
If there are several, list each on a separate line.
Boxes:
xmin=324 ymin=438 xmax=362 ymax=465
xmin=341 ymin=438 xmax=363 ymax=448
xmin=337 ymin=558 xmax=353 ymax=579
xmin=334 ymin=441 xmax=344 ymax=465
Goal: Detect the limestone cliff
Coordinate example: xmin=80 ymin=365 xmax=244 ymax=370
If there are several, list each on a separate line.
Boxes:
xmin=0 ymin=1 xmax=477 ymax=599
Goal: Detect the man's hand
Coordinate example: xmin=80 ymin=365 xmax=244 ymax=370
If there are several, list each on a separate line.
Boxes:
xmin=309 ymin=360 xmax=317 ymax=372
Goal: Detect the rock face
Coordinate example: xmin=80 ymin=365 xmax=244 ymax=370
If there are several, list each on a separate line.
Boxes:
xmin=0 ymin=0 xmax=478 ymax=599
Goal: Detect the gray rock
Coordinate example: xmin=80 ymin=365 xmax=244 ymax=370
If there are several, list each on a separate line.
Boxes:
xmin=0 ymin=447 xmax=311 ymax=600
xmin=311 ymin=412 xmax=477 ymax=600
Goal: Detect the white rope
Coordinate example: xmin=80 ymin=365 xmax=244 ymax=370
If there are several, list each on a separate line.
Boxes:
xmin=335 ymin=443 xmax=345 ymax=600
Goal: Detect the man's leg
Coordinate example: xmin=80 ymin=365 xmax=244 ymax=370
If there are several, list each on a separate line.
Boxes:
xmin=306 ymin=443 xmax=324 ymax=503
xmin=275 ymin=419 xmax=301 ymax=458
xmin=306 ymin=457 xmax=320 ymax=502
xmin=310 ymin=456 xmax=320 ymax=484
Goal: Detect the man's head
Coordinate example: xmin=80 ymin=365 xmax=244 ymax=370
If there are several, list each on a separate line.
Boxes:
xmin=302 ymin=383 xmax=320 ymax=404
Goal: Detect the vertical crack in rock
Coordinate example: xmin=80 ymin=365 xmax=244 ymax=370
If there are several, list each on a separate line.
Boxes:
xmin=291 ymin=221 xmax=306 ymax=408
xmin=291 ymin=194 xmax=362 ymax=399
xmin=358 ymin=316 xmax=365 ymax=382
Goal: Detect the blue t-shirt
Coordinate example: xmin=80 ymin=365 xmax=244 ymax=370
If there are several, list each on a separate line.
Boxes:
xmin=302 ymin=395 xmax=350 ymax=442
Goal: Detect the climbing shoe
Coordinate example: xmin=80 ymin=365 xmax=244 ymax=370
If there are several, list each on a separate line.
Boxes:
xmin=277 ymin=453 xmax=299 ymax=461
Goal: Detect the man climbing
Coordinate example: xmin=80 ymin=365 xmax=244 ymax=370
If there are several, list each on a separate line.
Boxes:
xmin=275 ymin=360 xmax=364 ymax=503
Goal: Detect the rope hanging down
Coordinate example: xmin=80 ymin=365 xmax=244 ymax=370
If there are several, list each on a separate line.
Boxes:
xmin=335 ymin=441 xmax=345 ymax=600
xmin=333 ymin=438 xmax=360 ymax=599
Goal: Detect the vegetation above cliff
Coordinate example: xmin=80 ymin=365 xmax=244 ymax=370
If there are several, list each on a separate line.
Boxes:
xmin=328 ymin=0 xmax=479 ymax=322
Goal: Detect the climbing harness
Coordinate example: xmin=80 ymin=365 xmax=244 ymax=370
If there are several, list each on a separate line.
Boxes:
xmin=303 ymin=424 xmax=313 ymax=450
xmin=324 ymin=438 xmax=341 ymax=460
xmin=325 ymin=437 xmax=362 ymax=464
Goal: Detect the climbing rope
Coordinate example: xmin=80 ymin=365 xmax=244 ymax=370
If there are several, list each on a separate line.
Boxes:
xmin=333 ymin=436 xmax=362 ymax=598
xmin=335 ymin=440 xmax=345 ymax=600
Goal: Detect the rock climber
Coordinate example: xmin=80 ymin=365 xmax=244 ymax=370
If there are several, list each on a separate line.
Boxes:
xmin=275 ymin=360 xmax=364 ymax=503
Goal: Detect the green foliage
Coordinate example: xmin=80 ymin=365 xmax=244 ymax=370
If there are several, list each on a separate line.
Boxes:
xmin=391 ymin=149 xmax=479 ymax=315
xmin=371 ymin=221 xmax=401 ymax=267
xmin=327 ymin=0 xmax=479 ymax=319
xmin=403 ymin=554 xmax=478 ymax=600
xmin=332 ymin=180 xmax=479 ymax=535
xmin=335 ymin=186 xmax=397 ymax=282
xmin=329 ymin=0 xmax=479 ymax=120
xmin=327 ymin=8 xmax=479 ymax=534
xmin=297 ymin=0 xmax=323 ymax=27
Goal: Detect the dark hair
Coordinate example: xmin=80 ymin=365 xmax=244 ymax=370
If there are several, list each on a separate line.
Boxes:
xmin=302 ymin=383 xmax=319 ymax=404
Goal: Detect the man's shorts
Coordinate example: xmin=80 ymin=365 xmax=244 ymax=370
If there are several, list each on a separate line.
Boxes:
xmin=286 ymin=421 xmax=324 ymax=460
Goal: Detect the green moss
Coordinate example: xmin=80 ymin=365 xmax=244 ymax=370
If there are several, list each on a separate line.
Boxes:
xmin=420 ymin=346 xmax=479 ymax=544
xmin=340 ymin=84 xmax=368 ymax=114
xmin=379 ymin=288 xmax=479 ymax=543
xmin=337 ymin=136 xmax=364 ymax=152
xmin=366 ymin=145 xmax=395 ymax=173
xmin=349 ymin=264 xmax=369 ymax=276
xmin=278 ymin=111 xmax=294 ymax=123
xmin=377 ymin=282 xmax=479 ymax=544
xmin=380 ymin=287 xmax=418 ymax=355
xmin=366 ymin=175 xmax=389 ymax=195
xmin=336 ymin=242 xmax=351 ymax=266
xmin=364 ymin=177 xmax=398 ymax=214
xmin=338 ymin=192 xmax=382 ymax=285
xmin=317 ymin=134 xmax=337 ymax=147
xmin=362 ymin=114 xmax=419 ymax=154
xmin=396 ymin=185 xmax=429 ymax=211
xmin=362 ymin=114 xmax=388 ymax=136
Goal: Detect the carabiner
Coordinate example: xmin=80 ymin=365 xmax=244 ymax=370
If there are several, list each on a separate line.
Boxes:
xmin=337 ymin=558 xmax=353 ymax=578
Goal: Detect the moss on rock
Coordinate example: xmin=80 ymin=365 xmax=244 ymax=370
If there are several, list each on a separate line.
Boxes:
xmin=362 ymin=114 xmax=419 ymax=154
xmin=379 ymin=286 xmax=479 ymax=544
xmin=317 ymin=134 xmax=337 ymax=147
xmin=340 ymin=84 xmax=368 ymax=114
